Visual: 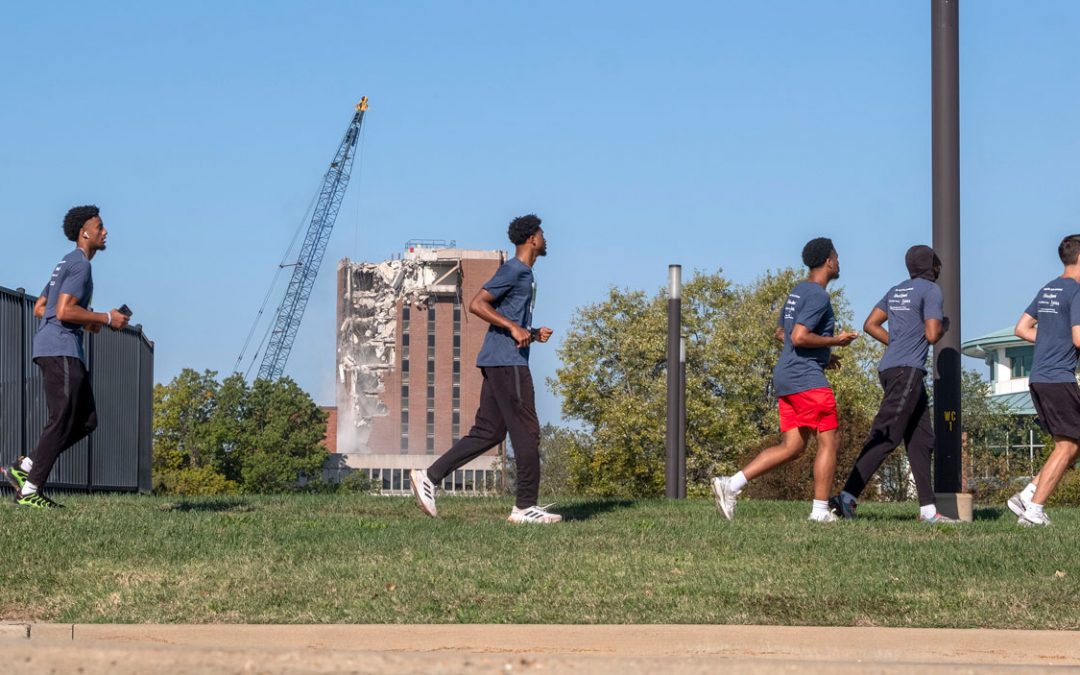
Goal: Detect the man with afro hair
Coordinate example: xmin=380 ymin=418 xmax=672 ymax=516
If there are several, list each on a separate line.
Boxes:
xmin=2 ymin=206 xmax=129 ymax=508
xmin=410 ymin=214 xmax=560 ymax=523
xmin=711 ymin=237 xmax=859 ymax=522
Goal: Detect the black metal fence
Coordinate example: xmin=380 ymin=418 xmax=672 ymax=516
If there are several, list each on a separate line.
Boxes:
xmin=0 ymin=285 xmax=153 ymax=492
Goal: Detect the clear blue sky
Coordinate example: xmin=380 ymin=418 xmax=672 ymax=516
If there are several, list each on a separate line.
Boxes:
xmin=3 ymin=1 xmax=1080 ymax=424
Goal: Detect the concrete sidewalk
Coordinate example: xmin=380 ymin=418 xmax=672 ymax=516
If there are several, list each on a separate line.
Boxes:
xmin=3 ymin=624 xmax=1079 ymax=673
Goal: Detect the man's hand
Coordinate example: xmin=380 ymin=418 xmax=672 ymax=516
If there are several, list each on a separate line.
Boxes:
xmin=832 ymin=331 xmax=859 ymax=347
xmin=535 ymin=327 xmax=553 ymax=343
xmin=108 ymin=309 xmax=131 ymax=331
xmin=826 ymin=354 xmax=842 ymax=370
xmin=510 ymin=324 xmax=532 ymax=348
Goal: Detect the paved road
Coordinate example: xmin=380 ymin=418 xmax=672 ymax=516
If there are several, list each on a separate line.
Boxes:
xmin=3 ymin=624 xmax=1079 ymax=673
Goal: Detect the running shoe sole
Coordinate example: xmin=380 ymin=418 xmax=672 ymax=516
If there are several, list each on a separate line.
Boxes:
xmin=409 ymin=471 xmax=437 ymax=518
xmin=1006 ymin=493 xmax=1026 ymax=518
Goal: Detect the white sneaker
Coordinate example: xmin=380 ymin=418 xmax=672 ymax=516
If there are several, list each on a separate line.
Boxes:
xmin=507 ymin=504 xmax=562 ymax=524
xmin=711 ymin=476 xmax=737 ymax=521
xmin=1018 ymin=510 xmax=1051 ymax=527
xmin=1006 ymin=492 xmax=1027 ymax=518
xmin=410 ymin=469 xmax=438 ymax=518
xmin=809 ymin=510 xmax=839 ymax=523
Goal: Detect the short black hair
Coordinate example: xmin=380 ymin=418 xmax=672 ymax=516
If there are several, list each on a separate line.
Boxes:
xmin=801 ymin=237 xmax=835 ymax=269
xmin=508 ymin=214 xmax=542 ymax=245
xmin=63 ymin=205 xmax=100 ymax=242
xmin=1059 ymin=234 xmax=1080 ymax=265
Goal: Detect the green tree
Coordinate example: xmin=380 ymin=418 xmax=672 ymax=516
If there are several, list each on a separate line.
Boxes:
xmin=551 ymin=268 xmax=885 ymax=499
xmin=239 ymin=377 xmax=329 ymax=492
xmin=152 ymin=370 xmax=328 ymax=494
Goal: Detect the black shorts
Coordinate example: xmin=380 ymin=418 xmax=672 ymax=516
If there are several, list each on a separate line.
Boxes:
xmin=1029 ymin=382 xmax=1080 ymax=440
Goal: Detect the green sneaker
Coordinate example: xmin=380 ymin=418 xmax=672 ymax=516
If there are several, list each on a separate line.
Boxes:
xmin=15 ymin=490 xmax=64 ymax=509
xmin=3 ymin=458 xmax=29 ymax=492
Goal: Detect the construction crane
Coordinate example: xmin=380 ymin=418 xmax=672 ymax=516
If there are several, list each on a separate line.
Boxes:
xmin=241 ymin=97 xmax=369 ymax=381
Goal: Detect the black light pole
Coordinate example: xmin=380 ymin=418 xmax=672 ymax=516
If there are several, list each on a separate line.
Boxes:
xmin=931 ymin=0 xmax=965 ymax=509
xmin=666 ymin=265 xmax=681 ymax=499
xmin=678 ymin=334 xmax=687 ymax=499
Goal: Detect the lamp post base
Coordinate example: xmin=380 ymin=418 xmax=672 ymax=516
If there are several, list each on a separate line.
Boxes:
xmin=935 ymin=492 xmax=973 ymax=522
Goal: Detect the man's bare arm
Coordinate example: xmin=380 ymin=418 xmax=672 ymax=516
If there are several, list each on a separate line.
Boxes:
xmin=468 ymin=289 xmax=531 ymax=348
xmin=55 ymin=294 xmax=129 ymax=330
xmin=863 ymin=307 xmax=889 ymax=346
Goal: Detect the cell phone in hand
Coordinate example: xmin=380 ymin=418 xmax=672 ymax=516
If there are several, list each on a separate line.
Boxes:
xmin=118 ymin=304 xmax=133 ymax=317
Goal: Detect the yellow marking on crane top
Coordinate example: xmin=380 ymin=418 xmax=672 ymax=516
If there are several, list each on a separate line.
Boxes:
xmin=356 ymin=97 xmax=369 ymax=112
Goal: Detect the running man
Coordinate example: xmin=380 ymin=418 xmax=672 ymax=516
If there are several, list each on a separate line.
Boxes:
xmin=410 ymin=214 xmax=560 ymax=524
xmin=1005 ymin=234 xmax=1080 ymax=526
xmin=2 ymin=205 xmax=129 ymax=508
xmin=830 ymin=245 xmax=956 ymax=523
xmin=712 ymin=237 xmax=859 ymax=522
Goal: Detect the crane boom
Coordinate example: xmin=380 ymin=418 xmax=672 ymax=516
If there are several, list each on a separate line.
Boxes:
xmin=257 ymin=97 xmax=368 ymax=381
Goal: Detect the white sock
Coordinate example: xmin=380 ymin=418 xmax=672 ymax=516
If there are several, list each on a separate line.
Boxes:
xmin=1021 ymin=482 xmax=1037 ymax=502
xmin=812 ymin=499 xmax=830 ymax=515
xmin=20 ymin=457 xmax=33 ymax=473
xmin=840 ymin=491 xmax=857 ymax=506
xmin=1024 ymin=502 xmax=1045 ymax=518
xmin=919 ymin=504 xmax=938 ymax=519
xmin=728 ymin=471 xmax=748 ymax=494
xmin=22 ymin=481 xmax=38 ymax=496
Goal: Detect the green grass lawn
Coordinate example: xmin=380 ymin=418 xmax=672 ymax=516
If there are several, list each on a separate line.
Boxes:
xmin=2 ymin=494 xmax=1078 ymax=627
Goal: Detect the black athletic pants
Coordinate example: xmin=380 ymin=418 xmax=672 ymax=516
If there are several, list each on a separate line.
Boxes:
xmin=842 ymin=366 xmax=935 ymax=506
xmin=427 ymin=366 xmax=540 ymax=509
xmin=27 ymin=356 xmax=98 ymax=487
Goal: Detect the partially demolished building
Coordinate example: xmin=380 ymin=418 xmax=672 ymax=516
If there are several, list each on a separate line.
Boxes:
xmin=334 ymin=242 xmax=506 ymax=494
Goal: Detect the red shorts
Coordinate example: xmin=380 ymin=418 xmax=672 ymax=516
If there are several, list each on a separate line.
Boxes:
xmin=778 ymin=387 xmax=838 ymax=433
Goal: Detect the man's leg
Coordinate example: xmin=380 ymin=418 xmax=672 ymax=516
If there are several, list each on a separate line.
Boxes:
xmin=491 ymin=366 xmax=541 ymax=510
xmin=426 ymin=369 xmax=507 ymax=485
xmin=1029 ymin=437 xmax=1079 ymax=507
xmin=842 ymin=368 xmax=920 ymax=501
xmin=902 ymin=386 xmax=936 ymax=509
xmin=26 ymin=357 xmax=87 ymax=490
xmin=739 ymin=428 xmax=812 ymax=481
xmin=812 ymin=428 xmax=839 ymax=501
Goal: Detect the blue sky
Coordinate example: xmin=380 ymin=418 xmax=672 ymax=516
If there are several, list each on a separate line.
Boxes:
xmin=3 ymin=1 xmax=1080 ymax=424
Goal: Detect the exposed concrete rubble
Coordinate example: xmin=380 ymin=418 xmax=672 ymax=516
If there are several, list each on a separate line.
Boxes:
xmin=337 ymin=258 xmax=434 ymax=452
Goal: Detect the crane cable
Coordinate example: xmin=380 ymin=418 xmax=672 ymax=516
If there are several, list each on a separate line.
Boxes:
xmin=233 ymin=178 xmax=323 ymax=379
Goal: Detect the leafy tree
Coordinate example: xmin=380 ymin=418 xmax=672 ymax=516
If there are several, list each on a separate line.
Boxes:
xmin=152 ymin=369 xmax=328 ymax=494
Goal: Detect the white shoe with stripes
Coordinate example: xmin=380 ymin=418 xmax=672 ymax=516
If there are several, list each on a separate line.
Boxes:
xmin=507 ymin=504 xmax=562 ymax=524
xmin=410 ymin=469 xmax=438 ymax=518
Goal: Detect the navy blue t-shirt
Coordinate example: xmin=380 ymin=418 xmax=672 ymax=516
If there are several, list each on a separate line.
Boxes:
xmin=476 ymin=257 xmax=535 ymax=367
xmin=1026 ymin=277 xmax=1080 ymax=384
xmin=876 ymin=278 xmax=944 ymax=372
xmin=773 ymin=281 xmax=835 ymax=397
xmin=33 ymin=249 xmax=94 ymax=361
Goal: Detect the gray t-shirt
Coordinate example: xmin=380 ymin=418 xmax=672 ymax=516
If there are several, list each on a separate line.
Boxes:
xmin=876 ymin=278 xmax=944 ymax=372
xmin=33 ymin=248 xmax=93 ymax=361
xmin=1026 ymin=277 xmax=1080 ymax=384
xmin=773 ymin=280 xmax=835 ymax=397
xmin=476 ymin=257 xmax=535 ymax=367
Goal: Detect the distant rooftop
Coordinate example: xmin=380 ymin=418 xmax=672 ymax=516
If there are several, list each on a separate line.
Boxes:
xmin=961 ymin=327 xmax=1023 ymax=359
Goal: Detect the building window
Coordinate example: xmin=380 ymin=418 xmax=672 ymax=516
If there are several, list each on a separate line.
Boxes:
xmin=427 ymin=385 xmax=435 ymax=400
xmin=402 ymin=333 xmax=410 ymax=346
xmin=1007 ymin=346 xmax=1034 ymax=379
xmin=401 ymin=385 xmax=409 ymax=399
xmin=986 ymin=352 xmax=998 ymax=383
xmin=427 ymin=359 xmax=435 ymax=374
xmin=392 ymin=469 xmax=402 ymax=491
